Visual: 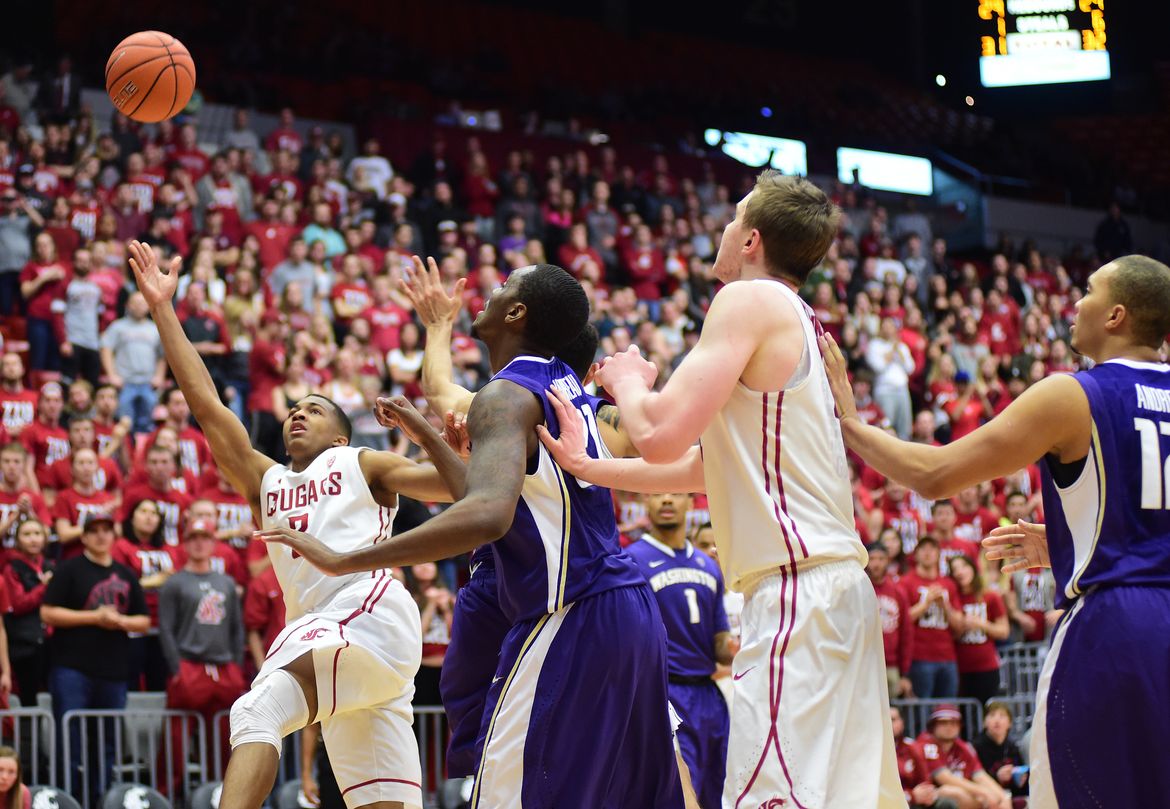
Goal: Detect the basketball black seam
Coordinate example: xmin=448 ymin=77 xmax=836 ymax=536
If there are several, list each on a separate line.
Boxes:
xmin=125 ymin=55 xmax=173 ymax=120
xmin=163 ymin=46 xmax=180 ymax=121
xmin=106 ymin=52 xmax=172 ymax=94
xmin=172 ymin=62 xmax=195 ymax=82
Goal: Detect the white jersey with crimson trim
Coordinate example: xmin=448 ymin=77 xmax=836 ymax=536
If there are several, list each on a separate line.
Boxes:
xmin=260 ymin=446 xmax=396 ymax=620
xmin=700 ymin=278 xmax=866 ymax=593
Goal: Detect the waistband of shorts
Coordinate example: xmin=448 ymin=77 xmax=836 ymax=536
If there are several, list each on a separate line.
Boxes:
xmin=738 ymin=557 xmax=864 ymax=599
xmin=668 ymin=673 xmax=716 ymax=686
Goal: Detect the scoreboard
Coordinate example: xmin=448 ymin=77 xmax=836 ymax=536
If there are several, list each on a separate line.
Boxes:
xmin=978 ymin=0 xmax=1110 ymax=87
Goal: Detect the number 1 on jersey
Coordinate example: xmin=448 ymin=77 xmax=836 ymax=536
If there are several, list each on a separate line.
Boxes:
xmin=684 ymin=588 xmax=701 ymax=624
xmin=1134 ymin=417 xmax=1170 ymax=509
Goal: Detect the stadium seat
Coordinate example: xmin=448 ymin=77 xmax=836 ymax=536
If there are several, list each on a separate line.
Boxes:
xmin=189 ymin=782 xmax=223 ymax=809
xmin=101 ymin=783 xmax=173 ymax=809
xmin=29 ymin=786 xmax=84 ymax=809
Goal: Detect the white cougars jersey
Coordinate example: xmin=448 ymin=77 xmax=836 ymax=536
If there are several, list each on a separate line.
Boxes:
xmin=260 ymin=446 xmax=397 ymax=620
xmin=701 ymin=279 xmax=866 ymax=593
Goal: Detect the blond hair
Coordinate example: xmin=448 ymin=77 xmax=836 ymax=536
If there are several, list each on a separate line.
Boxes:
xmin=743 ymin=171 xmax=840 ymax=284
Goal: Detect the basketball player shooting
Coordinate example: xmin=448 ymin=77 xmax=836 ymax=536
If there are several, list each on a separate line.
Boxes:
xmin=820 ymin=255 xmax=1170 ymax=809
xmin=262 ymin=263 xmax=686 ymax=809
xmin=586 ymin=170 xmax=906 ymax=808
xmin=128 ymin=240 xmax=466 ymax=809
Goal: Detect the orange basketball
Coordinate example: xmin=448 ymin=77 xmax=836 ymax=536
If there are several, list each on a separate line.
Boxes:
xmin=105 ymin=31 xmax=196 ymax=123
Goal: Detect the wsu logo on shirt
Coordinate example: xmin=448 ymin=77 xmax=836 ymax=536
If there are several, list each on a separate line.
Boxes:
xmin=196 ymin=589 xmax=226 ymax=625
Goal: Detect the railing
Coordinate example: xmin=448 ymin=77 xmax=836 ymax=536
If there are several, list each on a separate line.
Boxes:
xmin=0 ymin=709 xmax=56 ymax=786
xmin=998 ymin=642 xmax=1048 ymax=696
xmin=890 ymin=698 xmax=984 ymax=740
xmin=60 ymin=710 xmax=206 ymax=809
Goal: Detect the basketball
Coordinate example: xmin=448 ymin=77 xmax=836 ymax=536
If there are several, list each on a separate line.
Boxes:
xmin=104 ymin=30 xmax=195 ymax=123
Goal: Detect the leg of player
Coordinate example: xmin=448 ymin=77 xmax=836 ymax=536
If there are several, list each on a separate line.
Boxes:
xmin=675 ymin=749 xmax=701 ymax=809
xmin=221 ymin=652 xmax=319 ymax=809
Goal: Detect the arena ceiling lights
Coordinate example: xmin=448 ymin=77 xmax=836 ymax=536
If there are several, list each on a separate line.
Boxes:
xmin=836 ymin=147 xmax=934 ymax=196
xmin=704 ymin=129 xmax=808 ymax=176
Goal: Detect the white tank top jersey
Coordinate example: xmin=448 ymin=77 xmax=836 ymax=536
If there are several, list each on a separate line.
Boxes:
xmin=700 ymin=278 xmax=867 ymax=594
xmin=260 ymin=446 xmax=397 ymax=620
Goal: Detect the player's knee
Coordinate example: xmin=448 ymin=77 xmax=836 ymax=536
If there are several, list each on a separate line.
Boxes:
xmin=229 ymin=669 xmax=311 ymax=753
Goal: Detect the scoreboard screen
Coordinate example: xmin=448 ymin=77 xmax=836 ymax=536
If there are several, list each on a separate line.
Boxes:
xmin=978 ymin=0 xmax=1110 ymax=88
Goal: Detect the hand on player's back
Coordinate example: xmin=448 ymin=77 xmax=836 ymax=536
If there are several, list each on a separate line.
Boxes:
xmin=256 ymin=526 xmax=346 ymax=576
xmin=818 ymin=333 xmax=859 ymax=423
xmin=127 ymin=240 xmax=181 ymax=308
xmin=441 ymin=410 xmax=471 ymax=459
xmin=983 ymin=520 xmax=1049 ymax=573
xmin=402 ymin=255 xmax=466 ymax=328
xmin=535 ymin=387 xmax=590 ymax=476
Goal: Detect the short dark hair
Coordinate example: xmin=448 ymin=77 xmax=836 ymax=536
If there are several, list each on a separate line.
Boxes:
xmin=931 ymin=499 xmax=955 ymax=513
xmin=744 ymin=171 xmax=841 ymax=285
xmin=558 ymin=323 xmax=600 ymax=382
xmin=1108 ymin=255 xmax=1170 ymax=348
xmin=305 ymin=394 xmax=352 ymax=441
xmin=515 ymin=264 xmax=589 ymax=354
xmin=1005 ymin=490 xmax=1028 ymax=504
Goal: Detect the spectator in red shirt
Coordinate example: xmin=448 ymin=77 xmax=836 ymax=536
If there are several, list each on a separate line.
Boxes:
xmin=42 ymin=417 xmax=123 ymax=496
xmin=558 ymin=223 xmax=605 ymax=281
xmin=148 ymin=388 xmax=214 ymax=481
xmin=4 ymin=518 xmax=54 ymax=700
xmin=900 ymin=536 xmax=963 ymax=699
xmin=246 ymin=311 xmax=287 ymax=458
xmin=120 ymin=444 xmax=193 ymax=546
xmin=623 ymin=223 xmax=667 ymax=305
xmin=948 ymin=555 xmax=1008 ymax=707
xmin=361 ymin=275 xmax=411 ymax=355
xmin=21 ymin=383 xmax=68 ymax=492
xmin=0 ymin=444 xmax=49 ymax=556
xmin=113 ymin=497 xmax=176 ymax=690
xmin=943 ymin=371 xmax=993 ymax=442
xmin=929 ymin=500 xmax=981 ymax=576
xmin=19 ymin=233 xmax=71 ymax=376
xmin=0 ymin=354 xmax=38 ymax=437
xmin=915 ymin=706 xmax=1010 ymax=809
xmin=51 ymin=448 xmax=118 ymax=560
xmin=952 ymin=485 xmax=1000 ymax=545
xmin=245 ymin=198 xmax=297 ymax=272
xmin=264 ymin=108 xmax=302 ymax=155
xmin=891 ymin=706 xmax=955 ymax=809
xmin=882 ymin=478 xmax=925 ymax=558
xmin=243 ymin=565 xmax=284 ymax=672
xmin=196 ymin=466 xmax=254 ymax=573
xmin=867 ymin=542 xmax=913 ymax=700
xmin=171 ymin=124 xmax=209 ymax=181
xmin=330 ymin=254 xmax=373 ymax=338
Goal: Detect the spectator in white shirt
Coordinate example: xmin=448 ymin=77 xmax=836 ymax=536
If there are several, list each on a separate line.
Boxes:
xmin=866 ymin=317 xmax=915 ymax=439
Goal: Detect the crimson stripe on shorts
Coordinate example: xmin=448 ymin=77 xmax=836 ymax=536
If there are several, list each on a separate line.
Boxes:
xmin=265 ymin=617 xmax=319 ymax=660
xmin=340 ymin=776 xmax=421 ymax=796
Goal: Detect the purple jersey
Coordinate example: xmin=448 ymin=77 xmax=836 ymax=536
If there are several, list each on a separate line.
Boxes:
xmin=1041 ymin=359 xmax=1170 ymax=608
xmin=628 ymin=537 xmax=729 ymax=678
xmin=491 ymin=355 xmax=645 ymax=622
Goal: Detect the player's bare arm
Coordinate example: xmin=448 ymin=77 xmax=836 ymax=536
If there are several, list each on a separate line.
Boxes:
xmin=404 ymin=255 xmax=475 ymax=416
xmin=358 ymin=395 xmax=465 ymax=504
xmin=595 ymin=281 xmax=796 ymax=463
xmin=262 ymin=379 xmax=541 ymax=573
xmin=537 ymin=387 xmax=704 ymax=493
xmin=820 ymin=332 xmax=1091 ymax=500
xmin=129 ymin=241 xmax=274 ymax=511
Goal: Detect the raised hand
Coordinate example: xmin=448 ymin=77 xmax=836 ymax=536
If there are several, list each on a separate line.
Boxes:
xmin=127 ymin=240 xmax=181 ymax=308
xmin=983 ymin=520 xmax=1049 ymax=574
xmin=255 ymin=526 xmax=346 ymax=575
xmin=402 ymin=255 xmax=466 ymax=328
xmin=375 ymin=395 xmax=439 ymax=448
xmin=594 ymin=345 xmax=658 ymax=393
xmin=535 ymin=386 xmax=591 ymax=477
xmin=818 ymin=332 xmax=859 ymax=423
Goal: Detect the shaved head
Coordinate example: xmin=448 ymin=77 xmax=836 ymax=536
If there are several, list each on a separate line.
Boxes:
xmin=1108 ymin=255 xmax=1170 ymax=348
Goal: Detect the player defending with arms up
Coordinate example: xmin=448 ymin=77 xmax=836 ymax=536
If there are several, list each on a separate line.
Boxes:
xmin=128 ymin=241 xmax=464 ymax=809
xmin=821 ymin=254 xmax=1170 ymax=809
xmin=587 ymin=170 xmax=904 ymax=808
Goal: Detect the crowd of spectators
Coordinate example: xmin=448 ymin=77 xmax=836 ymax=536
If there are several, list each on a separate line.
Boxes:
xmin=0 ymin=57 xmax=1155 ymax=803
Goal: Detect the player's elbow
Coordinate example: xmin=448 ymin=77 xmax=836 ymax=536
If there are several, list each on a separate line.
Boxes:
xmin=635 ymin=429 xmax=688 ymax=465
xmin=465 ymin=497 xmax=514 ymax=543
